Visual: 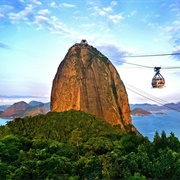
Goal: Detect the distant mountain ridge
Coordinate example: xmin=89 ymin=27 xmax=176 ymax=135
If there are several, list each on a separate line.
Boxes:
xmin=0 ymin=101 xmax=179 ymax=118
xmin=0 ymin=101 xmax=50 ymax=118
xmin=130 ymin=102 xmax=180 ymax=112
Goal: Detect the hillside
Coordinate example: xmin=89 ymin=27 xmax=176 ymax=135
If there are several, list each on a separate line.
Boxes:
xmin=5 ymin=110 xmax=133 ymax=141
xmin=0 ymin=110 xmax=180 ymax=179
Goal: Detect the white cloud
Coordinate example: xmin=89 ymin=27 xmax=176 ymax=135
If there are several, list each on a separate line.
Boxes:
xmin=38 ymin=9 xmax=51 ymax=15
xmin=59 ymin=3 xmax=76 ymax=8
xmin=108 ymin=14 xmax=124 ymax=24
xmin=130 ymin=10 xmax=137 ymax=17
xmin=0 ymin=5 xmax=14 ymax=13
xmin=81 ymin=23 xmax=96 ymax=28
xmin=29 ymin=0 xmax=42 ymax=6
xmin=96 ymin=42 xmax=129 ymax=65
xmin=165 ymin=26 xmax=180 ymax=32
xmin=30 ymin=14 xmax=76 ymax=36
xmin=89 ymin=1 xmax=124 ymax=24
xmin=50 ymin=2 xmax=57 ymax=8
xmin=103 ymin=7 xmax=113 ymax=12
xmin=8 ymin=4 xmax=35 ymax=22
xmin=111 ymin=1 xmax=117 ymax=6
xmin=0 ymin=13 xmax=4 ymax=18
xmin=173 ymin=21 xmax=180 ymax=25
xmin=169 ymin=3 xmax=180 ymax=13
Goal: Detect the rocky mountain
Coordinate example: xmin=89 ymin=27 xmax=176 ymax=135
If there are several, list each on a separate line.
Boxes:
xmin=131 ymin=108 xmax=152 ymax=116
xmin=0 ymin=101 xmax=48 ymax=118
xmin=51 ymin=40 xmax=133 ymax=131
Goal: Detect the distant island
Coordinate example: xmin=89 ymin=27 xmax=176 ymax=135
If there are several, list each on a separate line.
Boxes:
xmin=131 ymin=108 xmax=152 ymax=116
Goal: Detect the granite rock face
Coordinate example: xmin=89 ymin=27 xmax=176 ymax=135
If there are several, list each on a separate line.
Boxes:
xmin=51 ymin=41 xmax=132 ymax=130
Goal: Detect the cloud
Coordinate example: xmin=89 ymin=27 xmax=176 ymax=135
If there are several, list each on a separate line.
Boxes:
xmin=0 ymin=13 xmax=4 ymax=17
xmin=50 ymin=2 xmax=57 ymax=8
xmin=0 ymin=95 xmax=43 ymax=99
xmin=89 ymin=1 xmax=124 ymax=24
xmin=37 ymin=9 xmax=50 ymax=15
xmin=169 ymin=3 xmax=179 ymax=12
xmin=0 ymin=42 xmax=12 ymax=50
xmin=172 ymin=49 xmax=180 ymax=61
xmin=111 ymin=1 xmax=117 ymax=6
xmin=29 ymin=0 xmax=42 ymax=6
xmin=108 ymin=13 xmax=124 ymax=24
xmin=59 ymin=3 xmax=76 ymax=8
xmin=0 ymin=95 xmax=49 ymax=105
xmin=96 ymin=42 xmax=129 ymax=65
xmin=3 ymin=2 xmax=74 ymax=36
xmin=30 ymin=14 xmax=75 ymax=35
xmin=128 ymin=10 xmax=137 ymax=17
xmin=8 ymin=4 xmax=35 ymax=22
xmin=81 ymin=23 xmax=96 ymax=28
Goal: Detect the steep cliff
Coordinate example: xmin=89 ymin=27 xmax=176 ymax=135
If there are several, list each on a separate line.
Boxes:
xmin=51 ymin=41 xmax=133 ymax=130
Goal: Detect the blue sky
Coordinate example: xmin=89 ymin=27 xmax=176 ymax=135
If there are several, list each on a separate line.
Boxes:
xmin=0 ymin=0 xmax=179 ymax=105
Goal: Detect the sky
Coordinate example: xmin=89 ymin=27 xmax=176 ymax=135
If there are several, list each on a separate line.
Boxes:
xmin=0 ymin=0 xmax=180 ymax=105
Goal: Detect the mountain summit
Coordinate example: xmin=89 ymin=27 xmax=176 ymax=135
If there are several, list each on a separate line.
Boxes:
xmin=51 ymin=40 xmax=132 ymax=130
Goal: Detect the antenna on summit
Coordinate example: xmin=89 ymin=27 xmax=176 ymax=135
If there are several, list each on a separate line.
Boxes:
xmin=81 ymin=39 xmax=88 ymax=45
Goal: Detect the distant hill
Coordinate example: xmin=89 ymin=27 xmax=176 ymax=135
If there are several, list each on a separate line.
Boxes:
xmin=44 ymin=102 xmax=50 ymax=111
xmin=130 ymin=102 xmax=180 ymax=112
xmin=131 ymin=108 xmax=152 ymax=116
xmin=0 ymin=111 xmax=3 ymax=115
xmin=0 ymin=101 xmax=30 ymax=118
xmin=29 ymin=100 xmax=44 ymax=106
xmin=1 ymin=100 xmax=179 ymax=118
xmin=0 ymin=101 xmax=48 ymax=118
xmin=0 ymin=105 xmax=10 ymax=111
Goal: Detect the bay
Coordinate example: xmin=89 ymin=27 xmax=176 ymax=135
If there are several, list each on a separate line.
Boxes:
xmin=0 ymin=118 xmax=13 ymax=126
xmin=132 ymin=110 xmax=180 ymax=141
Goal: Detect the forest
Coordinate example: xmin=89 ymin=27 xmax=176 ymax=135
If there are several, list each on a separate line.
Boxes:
xmin=0 ymin=110 xmax=180 ymax=179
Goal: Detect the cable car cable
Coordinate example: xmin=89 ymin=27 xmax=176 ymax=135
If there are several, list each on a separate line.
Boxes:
xmin=125 ymin=82 xmax=168 ymax=104
xmin=125 ymin=83 xmax=180 ymax=112
xmin=86 ymin=46 xmax=180 ymax=70
xmin=123 ymin=52 xmax=180 ymax=58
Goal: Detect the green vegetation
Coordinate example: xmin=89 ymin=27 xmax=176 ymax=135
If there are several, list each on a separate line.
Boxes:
xmin=0 ymin=110 xmax=180 ymax=179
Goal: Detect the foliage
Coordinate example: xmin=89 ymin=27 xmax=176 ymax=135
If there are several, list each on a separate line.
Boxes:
xmin=0 ymin=110 xmax=180 ymax=179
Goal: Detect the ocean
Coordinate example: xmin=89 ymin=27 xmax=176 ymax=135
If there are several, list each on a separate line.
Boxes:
xmin=0 ymin=118 xmax=13 ymax=126
xmin=132 ymin=110 xmax=180 ymax=141
xmin=0 ymin=110 xmax=179 ymax=141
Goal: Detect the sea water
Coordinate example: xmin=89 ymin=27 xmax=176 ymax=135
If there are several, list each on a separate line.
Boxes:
xmin=0 ymin=118 xmax=13 ymax=126
xmin=132 ymin=110 xmax=180 ymax=141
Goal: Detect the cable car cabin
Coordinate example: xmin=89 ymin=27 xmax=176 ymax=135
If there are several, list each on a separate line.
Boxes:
xmin=152 ymin=67 xmax=165 ymax=88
